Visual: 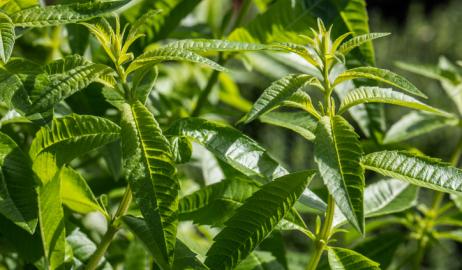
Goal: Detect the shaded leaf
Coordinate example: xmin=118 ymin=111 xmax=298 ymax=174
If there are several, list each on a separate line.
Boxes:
xmin=259 ymin=111 xmax=317 ymax=141
xmin=328 ymin=247 xmax=380 ymax=270
xmin=204 ymin=171 xmax=315 ymax=269
xmin=0 ymin=12 xmax=15 ymax=62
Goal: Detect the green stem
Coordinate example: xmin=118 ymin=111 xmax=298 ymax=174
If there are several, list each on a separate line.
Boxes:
xmin=85 ymin=186 xmax=132 ymax=270
xmin=305 ymin=195 xmax=335 ymax=270
xmin=191 ymin=55 xmax=225 ymax=116
xmin=412 ymin=137 xmax=462 ymax=269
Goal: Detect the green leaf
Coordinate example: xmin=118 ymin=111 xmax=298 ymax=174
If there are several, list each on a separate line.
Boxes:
xmin=179 ymin=177 xmax=307 ymax=232
xmin=259 ymin=111 xmax=318 ymax=141
xmin=126 ymin=47 xmax=226 ymax=75
xmin=396 ymin=61 xmax=461 ymax=85
xmin=121 ymin=101 xmax=179 ymax=267
xmin=10 ymin=0 xmax=129 ymax=27
xmin=362 ymin=151 xmax=462 ymax=194
xmin=124 ymin=238 xmax=150 ymax=270
xmin=29 ymin=114 xmax=121 ymax=166
xmin=334 ymin=179 xmax=418 ymax=227
xmin=0 ymin=0 xmax=38 ymax=14
xmin=314 ymin=115 xmax=364 ymax=233
xmin=338 ymin=87 xmax=451 ymax=117
xmin=123 ymin=0 xmax=201 ymax=43
xmin=166 ymin=118 xmax=326 ymax=212
xmin=338 ymin=33 xmax=390 ymax=57
xmin=169 ymin=136 xmax=192 ymax=164
xmin=26 ymin=58 xmax=113 ymax=115
xmin=434 ymin=230 xmax=462 ymax=243
xmin=172 ymin=239 xmax=209 ymax=270
xmin=328 ymin=247 xmax=380 ymax=270
xmin=122 ymin=215 xmax=170 ymax=270
xmin=333 ymin=0 xmax=377 ymax=65
xmin=60 ymin=166 xmax=107 ymax=217
xmin=383 ymin=111 xmax=458 ymax=144
xmin=241 ymin=74 xmax=314 ymax=124
xmin=0 ymin=131 xmax=37 ymax=233
xmin=0 ymin=12 xmax=15 ymax=63
xmin=204 ymin=171 xmax=315 ymax=269
xmin=334 ymin=67 xmax=426 ymax=98
xmin=164 ymin=39 xmax=269 ymax=52
xmin=67 ymin=229 xmax=110 ymax=268
xmin=235 ymin=251 xmax=284 ymax=270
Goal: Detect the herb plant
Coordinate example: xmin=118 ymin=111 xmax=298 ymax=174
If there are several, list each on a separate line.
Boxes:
xmin=0 ymin=1 xmax=461 ymax=270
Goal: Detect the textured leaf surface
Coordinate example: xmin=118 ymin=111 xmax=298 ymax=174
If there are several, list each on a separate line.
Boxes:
xmin=334 ymin=67 xmax=426 ymax=98
xmin=235 ymin=251 xmax=284 ymax=270
xmin=127 ymin=47 xmax=225 ymax=75
xmin=314 ymin=115 xmax=364 ymax=233
xmin=0 ymin=12 xmax=15 ymax=62
xmin=60 ymin=166 xmax=106 ymax=216
xmin=259 ymin=111 xmax=318 ymax=141
xmin=328 ymin=247 xmax=380 ymax=270
xmin=334 ymin=179 xmax=418 ymax=226
xmin=383 ymin=111 xmax=458 ymax=144
xmin=179 ymin=177 xmax=306 ymax=231
xmin=26 ymin=58 xmax=113 ymax=115
xmin=339 ymin=33 xmax=390 ymax=56
xmin=166 ymin=118 xmax=326 ymax=212
xmin=121 ymin=101 xmax=179 ymax=266
xmin=241 ymin=74 xmax=313 ymax=124
xmin=10 ymin=0 xmax=129 ymax=27
xmin=204 ymin=171 xmax=315 ymax=269
xmin=362 ymin=151 xmax=462 ymax=194
xmin=338 ymin=87 xmax=450 ymax=116
xmin=0 ymin=0 xmax=38 ymax=14
xmin=0 ymin=131 xmax=37 ymax=233
xmin=29 ymin=114 xmax=120 ymax=166
xmin=164 ymin=39 xmax=269 ymax=52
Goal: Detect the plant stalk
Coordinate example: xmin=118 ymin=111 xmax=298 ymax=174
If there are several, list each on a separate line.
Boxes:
xmin=305 ymin=195 xmax=335 ymax=270
xmin=85 ymin=186 xmax=132 ymax=270
xmin=412 ymin=136 xmax=462 ymax=269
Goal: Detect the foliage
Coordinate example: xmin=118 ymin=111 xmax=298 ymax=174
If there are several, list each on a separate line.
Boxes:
xmin=0 ymin=1 xmax=460 ymax=270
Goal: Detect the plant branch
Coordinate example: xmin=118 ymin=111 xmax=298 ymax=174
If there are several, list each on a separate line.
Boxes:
xmin=305 ymin=195 xmax=335 ymax=270
xmin=85 ymin=186 xmax=132 ymax=270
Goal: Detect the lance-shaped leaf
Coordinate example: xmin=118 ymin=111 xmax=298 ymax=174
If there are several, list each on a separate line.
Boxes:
xmin=0 ymin=132 xmax=37 ymax=233
xmin=10 ymin=0 xmax=129 ymax=27
xmin=235 ymin=251 xmax=284 ymax=270
xmin=396 ymin=61 xmax=461 ymax=84
xmin=29 ymin=114 xmax=121 ymax=166
xmin=126 ymin=47 xmax=226 ymax=75
xmin=166 ymin=118 xmax=326 ymax=212
xmin=314 ymin=115 xmax=365 ymax=233
xmin=179 ymin=177 xmax=307 ymax=232
xmin=26 ymin=60 xmax=113 ymax=115
xmin=29 ymin=115 xmax=120 ymax=269
xmin=60 ymin=166 xmax=107 ymax=217
xmin=121 ymin=101 xmax=179 ymax=266
xmin=338 ymin=87 xmax=451 ymax=117
xmin=338 ymin=33 xmax=390 ymax=56
xmin=362 ymin=151 xmax=462 ymax=194
xmin=259 ymin=111 xmax=318 ymax=141
xmin=0 ymin=0 xmax=38 ymax=14
xmin=328 ymin=247 xmax=380 ymax=270
xmin=204 ymin=171 xmax=315 ymax=269
xmin=122 ymin=216 xmax=207 ymax=270
xmin=0 ymin=12 xmax=15 ymax=63
xmin=383 ymin=111 xmax=459 ymax=144
xmin=240 ymin=74 xmax=314 ymax=124
xmin=164 ymin=39 xmax=269 ymax=52
xmin=334 ymin=67 xmax=426 ymax=98
xmin=334 ymin=179 xmax=418 ymax=227
xmin=67 ymin=229 xmax=110 ymax=268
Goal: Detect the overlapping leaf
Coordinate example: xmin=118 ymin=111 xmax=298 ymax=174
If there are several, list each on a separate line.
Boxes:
xmin=240 ymin=74 xmax=314 ymax=124
xmin=334 ymin=67 xmax=426 ymax=98
xmin=362 ymin=151 xmax=462 ymax=194
xmin=259 ymin=111 xmax=318 ymax=141
xmin=338 ymin=87 xmax=451 ymax=116
xmin=126 ymin=47 xmax=226 ymax=75
xmin=328 ymin=247 xmax=380 ymax=270
xmin=314 ymin=115 xmax=365 ymax=233
xmin=0 ymin=12 xmax=15 ymax=63
xmin=338 ymin=33 xmax=390 ymax=57
xmin=0 ymin=132 xmax=37 ymax=233
xmin=121 ymin=101 xmax=179 ymax=266
xmin=383 ymin=111 xmax=458 ymax=144
xmin=10 ymin=0 xmax=129 ymax=27
xmin=204 ymin=171 xmax=315 ymax=269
